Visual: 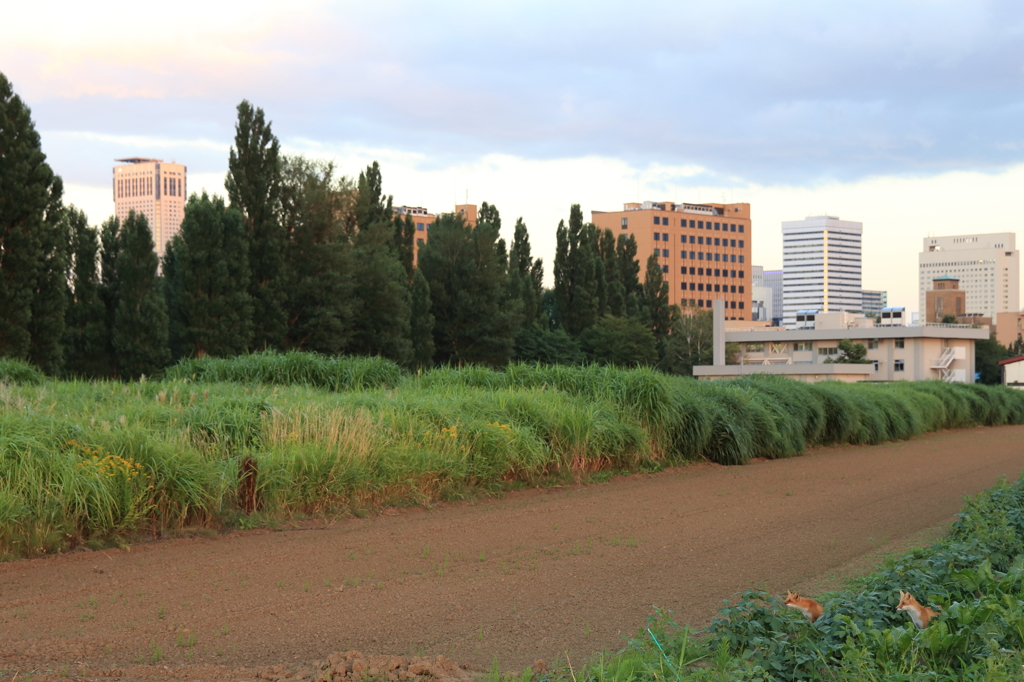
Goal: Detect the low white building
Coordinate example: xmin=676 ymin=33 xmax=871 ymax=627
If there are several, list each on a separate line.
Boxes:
xmin=1001 ymin=355 xmax=1024 ymax=390
xmin=694 ymin=304 xmax=988 ymax=383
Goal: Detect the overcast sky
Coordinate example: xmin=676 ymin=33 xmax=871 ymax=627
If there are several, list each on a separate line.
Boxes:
xmin=4 ymin=0 xmax=1023 ymax=313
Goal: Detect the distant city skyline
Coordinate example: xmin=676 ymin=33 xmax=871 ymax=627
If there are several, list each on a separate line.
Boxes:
xmin=4 ymin=1 xmax=1023 ymax=314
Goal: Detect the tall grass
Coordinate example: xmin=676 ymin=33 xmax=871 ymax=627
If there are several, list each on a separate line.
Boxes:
xmin=3 ymin=357 xmax=1024 ymax=558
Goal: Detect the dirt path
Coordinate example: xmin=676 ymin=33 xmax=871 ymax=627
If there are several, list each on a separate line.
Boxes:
xmin=3 ymin=425 xmax=1024 ymax=680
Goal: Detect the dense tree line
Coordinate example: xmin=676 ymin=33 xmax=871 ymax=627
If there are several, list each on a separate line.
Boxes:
xmin=0 ymin=72 xmax=740 ymax=377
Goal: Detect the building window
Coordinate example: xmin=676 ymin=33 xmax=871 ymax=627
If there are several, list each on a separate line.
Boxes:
xmin=818 ymin=346 xmax=839 ymax=356
xmin=730 ymin=224 xmax=737 ymax=232
xmin=729 ymin=255 xmax=736 ymax=263
xmin=654 ymin=232 xmax=660 ymax=241
xmin=662 ymin=249 xmax=669 ymax=257
xmin=739 ymin=286 xmax=745 ymax=293
xmin=713 ymin=268 xmax=719 ymax=277
xmin=680 ymin=251 xmax=686 ymax=259
xmin=663 ymin=232 xmax=668 ymax=241
xmin=662 ymin=265 xmax=668 ymax=273
xmin=739 ymin=240 xmax=744 ymax=248
xmin=621 ymin=217 xmax=628 ymax=229
xmin=714 ymin=253 xmax=720 ymax=261
xmin=714 ymin=284 xmax=720 ymax=292
xmin=698 ymin=253 xmax=704 ymax=260
xmin=714 ymin=222 xmax=720 ymax=230
xmin=739 ymin=225 xmax=745 ymax=233
xmin=690 ymin=283 xmax=695 ymax=290
xmin=698 ymin=299 xmax=705 ymax=307
xmin=747 ymin=342 xmax=765 ymax=352
xmin=730 ymin=285 xmax=736 ymax=293
xmin=895 ymin=360 xmax=905 ymax=372
xmin=739 ymin=255 xmax=745 ymax=263
xmin=868 ymin=339 xmax=878 ymax=349
xmin=739 ymin=271 xmax=745 ymax=278
xmin=794 ymin=342 xmax=812 ymax=351
xmin=739 ymin=302 xmax=744 ymax=309
xmin=895 ymin=338 xmax=905 ymax=349
xmin=689 ymin=236 xmax=695 ymax=244
xmin=730 ymin=301 xmax=737 ymax=309
xmin=706 ymin=300 xmax=712 ymax=307
xmin=697 ymin=236 xmax=704 ymax=245
xmin=714 ymin=238 xmax=720 ymax=246
xmin=873 ymin=361 xmax=879 ymax=372
xmin=681 ymin=282 xmax=686 ymax=290
xmin=689 ymin=251 xmax=695 ymax=259
xmin=654 ymin=216 xmax=661 ymax=225
xmin=417 ymin=223 xmax=425 ymax=231
xmin=698 ymin=268 xmax=704 ymax=275
xmin=698 ymin=283 xmax=704 ymax=291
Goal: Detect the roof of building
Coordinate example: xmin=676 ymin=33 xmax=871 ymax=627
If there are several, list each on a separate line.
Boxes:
xmin=114 ymin=158 xmax=162 ymax=164
xmin=998 ymin=355 xmax=1024 ymax=366
xmin=724 ymin=325 xmax=989 ymax=343
xmin=933 ymin=275 xmax=960 ymax=281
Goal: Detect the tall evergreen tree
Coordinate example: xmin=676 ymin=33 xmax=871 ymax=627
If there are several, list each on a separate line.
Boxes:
xmin=643 ymin=253 xmax=677 ymax=345
xmin=173 ymin=192 xmax=253 ymax=358
xmin=162 ymin=236 xmax=186 ymax=362
xmin=553 ymin=204 xmax=601 ymax=337
xmin=616 ymin=234 xmax=643 ymax=318
xmin=280 ymin=156 xmax=354 ymax=354
xmin=419 ymin=212 xmax=515 ymax=366
xmin=225 ymin=100 xmax=285 ymax=350
xmin=392 ymin=212 xmax=415 ymax=279
xmin=509 ymin=217 xmax=543 ymax=329
xmin=0 ymin=72 xmax=63 ymax=364
xmin=28 ymin=179 xmax=69 ymax=374
xmin=112 ymin=211 xmax=169 ymax=379
xmin=409 ymin=267 xmax=435 ymax=369
xmin=99 ymin=216 xmax=122 ymax=375
xmin=63 ymin=207 xmax=108 ymax=377
xmin=347 ymin=162 xmax=412 ymax=363
xmin=599 ymin=229 xmax=625 ymax=317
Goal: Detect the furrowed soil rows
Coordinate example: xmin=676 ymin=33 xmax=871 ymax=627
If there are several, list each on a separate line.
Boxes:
xmin=2 ymin=425 xmax=1023 ymax=681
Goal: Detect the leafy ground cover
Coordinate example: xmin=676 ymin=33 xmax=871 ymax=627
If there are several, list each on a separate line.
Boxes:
xmin=545 ymin=475 xmax=1024 ymax=682
xmin=2 ymin=353 xmax=1024 ymax=559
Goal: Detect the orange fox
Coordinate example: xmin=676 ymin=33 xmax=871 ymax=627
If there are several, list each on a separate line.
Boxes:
xmin=783 ymin=590 xmax=823 ymax=623
xmin=896 ymin=590 xmax=940 ymax=629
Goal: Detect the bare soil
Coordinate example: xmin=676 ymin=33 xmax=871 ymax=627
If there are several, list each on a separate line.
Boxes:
xmin=3 ymin=425 xmax=1024 ymax=681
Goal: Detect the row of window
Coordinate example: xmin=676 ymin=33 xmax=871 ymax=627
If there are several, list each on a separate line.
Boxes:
xmin=625 ymin=216 xmax=746 ymax=232
xmin=680 ymin=267 xmax=746 ymax=279
xmin=682 ymin=283 xmax=746 ymax=294
xmin=672 ymin=251 xmax=745 ymax=263
xmin=115 ymin=176 xmax=183 ymax=199
xmin=653 ymin=233 xmax=745 ymax=248
xmin=748 ymin=339 xmax=905 ymax=353
xmin=679 ymin=299 xmax=745 ymax=309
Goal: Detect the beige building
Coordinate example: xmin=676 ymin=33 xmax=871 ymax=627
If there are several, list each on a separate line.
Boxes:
xmin=591 ymin=201 xmax=753 ymax=319
xmin=394 ymin=203 xmax=476 ymax=265
xmin=694 ymin=305 xmax=986 ymax=383
xmin=918 ymin=233 xmax=1019 ymax=318
xmin=112 ymin=158 xmax=187 ymax=258
xmin=996 ymin=312 xmax=1024 ymax=349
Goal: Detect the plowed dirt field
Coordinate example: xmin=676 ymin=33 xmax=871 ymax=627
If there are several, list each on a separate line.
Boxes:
xmin=3 ymin=425 xmax=1024 ymax=681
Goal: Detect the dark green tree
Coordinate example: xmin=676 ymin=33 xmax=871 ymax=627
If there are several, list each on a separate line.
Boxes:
xmin=162 ymin=237 xmax=185 ymax=362
xmin=63 ymin=208 xmax=108 ymax=377
xmin=280 ymin=156 xmax=354 ymax=355
xmin=616 ymin=234 xmax=643 ymax=318
xmin=642 ymin=253 xmax=678 ymax=347
xmin=392 ymin=212 xmax=416 ymax=279
xmin=112 ymin=211 xmax=169 ymax=379
xmin=941 ymin=314 xmax=958 ymax=324
xmin=1008 ymin=334 xmax=1024 ymax=358
xmin=409 ymin=267 xmax=435 ymax=369
xmin=976 ymin=334 xmax=1009 ymax=385
xmin=346 ymin=162 xmax=412 ymax=363
xmin=419 ymin=212 xmax=515 ymax=366
xmin=514 ymin=326 xmax=583 ymax=365
xmin=27 ymin=179 xmax=69 ymax=374
xmin=827 ymin=338 xmax=871 ymax=364
xmin=659 ymin=310 xmax=713 ymax=376
xmin=508 ymin=217 xmax=544 ymax=329
xmin=99 ymin=216 xmax=122 ymax=374
xmin=598 ymin=229 xmax=625 ymax=317
xmin=225 ymin=100 xmax=285 ymax=350
xmin=553 ymin=204 xmax=601 ymax=337
xmin=0 ymin=72 xmax=63 ymax=364
xmin=579 ymin=315 xmax=658 ymax=367
xmin=172 ymin=192 xmax=253 ymax=358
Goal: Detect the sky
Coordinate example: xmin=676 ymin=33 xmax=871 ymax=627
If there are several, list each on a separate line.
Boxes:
xmin=3 ymin=0 xmax=1023 ymax=314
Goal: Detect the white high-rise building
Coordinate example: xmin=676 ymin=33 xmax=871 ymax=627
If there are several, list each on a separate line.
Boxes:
xmin=918 ymin=234 xmax=1019 ymax=318
xmin=113 ymin=157 xmax=187 ymax=259
xmin=782 ymin=215 xmax=863 ymax=328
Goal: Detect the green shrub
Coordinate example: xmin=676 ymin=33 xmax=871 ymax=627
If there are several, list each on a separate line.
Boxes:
xmin=0 ymin=358 xmax=43 ymax=385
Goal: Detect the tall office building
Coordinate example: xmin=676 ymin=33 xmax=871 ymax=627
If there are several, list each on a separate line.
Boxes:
xmin=394 ymin=204 xmax=476 ymax=265
xmin=782 ymin=215 xmax=863 ymax=328
xmin=862 ymin=289 xmax=887 ymax=317
xmin=918 ymin=234 xmax=1019 ymax=318
xmin=591 ymin=201 xmax=752 ymax=319
xmin=763 ymin=269 xmax=783 ymax=326
xmin=113 ymin=158 xmax=187 ymax=258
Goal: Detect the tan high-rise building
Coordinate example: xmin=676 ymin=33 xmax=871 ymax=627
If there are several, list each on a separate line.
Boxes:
xmin=112 ymin=158 xmax=187 ymax=258
xmin=591 ymin=201 xmax=752 ymax=319
xmin=918 ymin=233 xmax=1019 ymax=318
xmin=394 ymin=203 xmax=476 ymax=266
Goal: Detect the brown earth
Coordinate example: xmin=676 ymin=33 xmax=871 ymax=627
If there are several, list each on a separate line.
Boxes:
xmin=2 ymin=425 xmax=1024 ymax=681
